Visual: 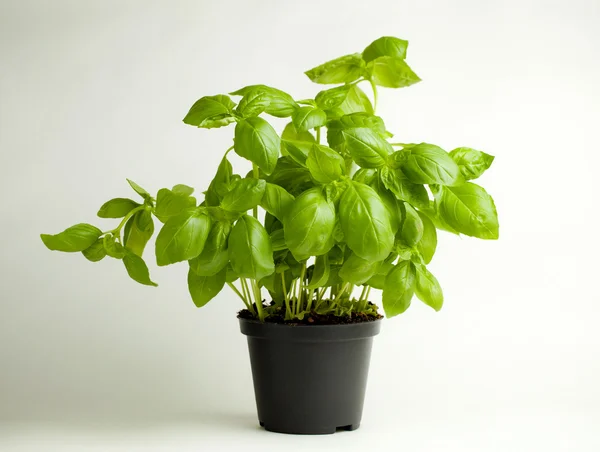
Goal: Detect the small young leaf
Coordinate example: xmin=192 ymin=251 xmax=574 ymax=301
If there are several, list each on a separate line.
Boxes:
xmin=398 ymin=202 xmax=424 ymax=247
xmin=307 ymin=254 xmax=331 ymax=289
xmin=205 ymin=156 xmax=233 ymax=206
xmin=172 ymin=184 xmax=195 ymax=196
xmin=281 ymin=122 xmax=315 ymax=143
xmin=260 ymin=183 xmax=295 ymax=221
xmin=269 ymin=228 xmax=287 ymax=251
xmin=234 ymin=117 xmax=280 ymax=175
xmin=230 ymin=85 xmax=297 ymax=118
xmin=103 ymin=234 xmax=126 ymax=259
xmin=315 ymin=85 xmax=351 ymax=110
xmin=97 ymin=198 xmax=140 ymax=219
xmin=437 ymin=183 xmax=499 ymax=239
xmin=367 ymin=56 xmax=421 ymax=88
xmin=416 ymin=211 xmax=437 ymax=264
xmin=189 ymin=221 xmax=231 ymax=276
xmin=182 ymin=94 xmax=236 ymax=128
xmin=382 ymin=260 xmax=416 ymax=317
xmin=283 ymin=187 xmax=336 ymax=261
xmin=220 ymin=177 xmax=266 ymax=213
xmin=81 ymin=238 xmax=107 ymax=262
xmin=123 ymin=251 xmax=158 ymax=287
xmin=123 ymin=210 xmax=154 ymax=257
xmin=41 ymin=224 xmax=102 ymax=252
xmin=236 ymin=88 xmax=270 ymax=118
xmin=362 ymin=36 xmax=409 ymax=63
xmin=379 ymin=166 xmax=429 ymax=209
xmin=266 ymin=156 xmax=314 ymax=196
xmin=187 ymin=267 xmax=226 ymax=308
xmin=449 ymin=147 xmax=495 ymax=180
xmin=228 ymin=215 xmax=274 ymax=280
xmin=127 ymin=179 xmax=151 ymax=200
xmin=328 ymin=85 xmax=374 ymax=117
xmin=280 ymin=139 xmax=312 ymax=166
xmin=155 ymin=188 xmax=196 ymax=223
xmin=306 ymin=144 xmax=345 ymax=184
xmin=401 ymin=143 xmax=462 ymax=186
xmin=415 ymin=264 xmax=443 ymax=311
xmin=305 ymin=53 xmax=365 ymax=85
xmin=292 ymin=106 xmax=327 ymax=132
xmin=155 ymin=208 xmax=211 ymax=266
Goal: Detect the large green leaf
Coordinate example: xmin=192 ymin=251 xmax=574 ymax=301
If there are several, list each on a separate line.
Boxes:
xmin=315 ymin=85 xmax=352 ymax=110
xmin=187 ymin=267 xmax=226 ymax=308
xmin=281 ymin=122 xmax=315 ymax=142
xmin=154 ymin=188 xmax=196 ymax=223
xmin=342 ymin=127 xmax=393 ymax=168
xmin=236 ymin=88 xmax=269 ymax=118
xmin=362 ymin=36 xmax=409 ymax=63
xmin=339 ymin=253 xmax=381 ymax=285
xmin=305 ymin=53 xmax=365 ymax=84
xmin=155 ymin=208 xmax=211 ymax=266
xmin=229 ymin=215 xmax=274 ymax=280
xmin=437 ymin=183 xmax=499 ymax=239
xmin=41 ymin=224 xmax=102 ymax=252
xmin=416 ymin=211 xmax=437 ymax=264
xmin=415 ymin=264 xmax=443 ymax=311
xmin=306 ymin=144 xmax=345 ymax=184
xmin=292 ymin=106 xmax=327 ymax=132
xmin=338 ymin=181 xmax=394 ymax=261
xmin=81 ymin=238 xmax=107 ymax=262
xmin=307 ymin=254 xmax=331 ymax=289
xmin=283 ymin=187 xmax=336 ymax=261
xmin=220 ymin=177 xmax=266 ymax=213
xmin=183 ymin=94 xmax=236 ymax=128
xmin=449 ymin=147 xmax=495 ymax=180
xmin=401 ymin=143 xmax=462 ymax=185
xmin=189 ymin=221 xmax=231 ymax=276
xmin=382 ymin=260 xmax=415 ymax=317
xmin=234 ymin=117 xmax=280 ymax=175
xmin=97 ymin=198 xmax=140 ymax=218
xmin=266 ymin=157 xmax=314 ymax=196
xmin=230 ymin=85 xmax=297 ymax=118
xmin=123 ymin=209 xmax=154 ymax=257
xmin=367 ymin=56 xmax=421 ymax=88
xmin=397 ymin=202 xmax=424 ymax=247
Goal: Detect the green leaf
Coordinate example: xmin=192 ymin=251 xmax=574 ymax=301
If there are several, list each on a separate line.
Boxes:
xmin=305 ymin=53 xmax=365 ymax=85
xmin=260 ymin=183 xmax=295 ymax=221
xmin=81 ymin=238 xmax=107 ymax=262
xmin=266 ymin=157 xmax=314 ymax=196
xmin=281 ymin=122 xmax=315 ymax=142
xmin=182 ymin=94 xmax=236 ymax=128
xmin=280 ymin=139 xmax=311 ymax=166
xmin=189 ymin=221 xmax=231 ymax=276
xmin=367 ymin=56 xmax=421 ymax=88
xmin=97 ymin=198 xmax=140 ymax=219
xmin=123 ymin=251 xmax=158 ymax=286
xmin=292 ymin=106 xmax=327 ymax=132
xmin=187 ymin=267 xmax=226 ymax=308
xmin=229 ymin=215 xmax=274 ymax=280
xmin=382 ymin=260 xmax=416 ymax=317
xmin=155 ymin=188 xmax=196 ymax=223
xmin=449 ymin=147 xmax=495 ymax=180
xmin=220 ymin=177 xmax=266 ymax=212
xmin=334 ymin=85 xmax=374 ymax=117
xmin=339 ymin=253 xmax=381 ymax=285
xmin=401 ymin=143 xmax=462 ymax=185
xmin=437 ymin=183 xmax=499 ymax=239
xmin=362 ymin=36 xmax=409 ymax=63
xmin=315 ymin=85 xmax=351 ymax=110
xmin=420 ymin=204 xmax=460 ymax=236
xmin=236 ymin=88 xmax=270 ymax=118
xmin=269 ymin=228 xmax=287 ymax=251
xmin=365 ymin=261 xmax=394 ymax=289
xmin=379 ymin=166 xmax=429 ymax=209
xmin=342 ymin=127 xmax=393 ymax=168
xmin=353 ymin=168 xmax=378 ymax=184
xmin=155 ymin=208 xmax=211 ymax=266
xmin=230 ymin=85 xmax=297 ymax=118
xmin=234 ymin=117 xmax=280 ymax=175
xmin=41 ymin=224 xmax=102 ymax=252
xmin=172 ymin=184 xmax=194 ymax=196
xmin=123 ymin=209 xmax=154 ymax=256
xmin=307 ymin=254 xmax=330 ymax=289
xmin=103 ymin=234 xmax=126 ymax=259
xmin=415 ymin=264 xmax=443 ymax=311
xmin=327 ymin=113 xmax=388 ymax=151
xmin=306 ymin=144 xmax=345 ymax=184
xmin=339 ymin=181 xmax=394 ymax=261
xmin=205 ymin=156 xmax=233 ymax=206
xmin=283 ymin=187 xmax=336 ymax=261
xmin=127 ymin=179 xmax=151 ymax=200
xmin=370 ymin=175 xmax=401 ymax=232
xmin=416 ymin=211 xmax=437 ymax=264
xmin=398 ymin=202 xmax=424 ymax=247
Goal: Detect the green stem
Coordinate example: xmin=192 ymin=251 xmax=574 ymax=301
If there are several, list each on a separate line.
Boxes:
xmin=316 ymin=127 xmax=321 ymax=144
xmin=390 ymin=142 xmax=410 ymax=147
xmin=369 ymin=79 xmax=378 ymax=114
xmin=228 ymin=282 xmax=251 ymax=311
xmin=298 ymin=263 xmax=307 ymax=313
xmin=282 ymin=272 xmax=292 ymax=320
xmin=252 ymin=164 xmax=260 ymax=218
xmin=306 ymin=288 xmax=315 ymax=312
xmin=104 ymin=205 xmax=145 ymax=236
xmin=252 ymin=280 xmax=265 ymax=322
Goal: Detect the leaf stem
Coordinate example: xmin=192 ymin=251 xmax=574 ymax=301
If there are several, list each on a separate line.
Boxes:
xmin=281 ymin=272 xmax=292 ymax=320
xmin=251 ymin=279 xmax=265 ymax=321
xmin=103 ymin=205 xmax=145 ymax=236
xmin=228 ymin=282 xmax=251 ymax=310
xmin=316 ymin=127 xmax=321 ymax=144
xmin=369 ymin=79 xmax=378 ymax=114
xmin=252 ymin=163 xmax=260 ymax=218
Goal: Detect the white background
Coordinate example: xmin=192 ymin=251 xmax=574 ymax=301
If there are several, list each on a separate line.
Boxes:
xmin=1 ymin=0 xmax=599 ymax=450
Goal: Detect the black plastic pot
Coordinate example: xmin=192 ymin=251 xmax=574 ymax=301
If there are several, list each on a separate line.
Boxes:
xmin=239 ymin=318 xmax=382 ymax=435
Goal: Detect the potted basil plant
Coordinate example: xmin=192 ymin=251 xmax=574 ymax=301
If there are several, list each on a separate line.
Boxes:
xmin=41 ymin=36 xmax=499 ymax=435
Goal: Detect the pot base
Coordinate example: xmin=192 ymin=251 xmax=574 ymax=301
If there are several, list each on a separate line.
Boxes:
xmin=259 ymin=421 xmax=360 ymax=435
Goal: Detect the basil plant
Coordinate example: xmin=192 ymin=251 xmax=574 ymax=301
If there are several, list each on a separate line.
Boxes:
xmin=41 ymin=36 xmax=499 ymax=321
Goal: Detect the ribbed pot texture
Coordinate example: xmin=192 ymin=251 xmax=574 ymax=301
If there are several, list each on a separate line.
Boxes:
xmin=239 ymin=318 xmax=382 ymax=435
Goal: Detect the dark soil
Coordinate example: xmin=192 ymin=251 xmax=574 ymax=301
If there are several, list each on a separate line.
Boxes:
xmin=237 ymin=302 xmax=383 ymax=325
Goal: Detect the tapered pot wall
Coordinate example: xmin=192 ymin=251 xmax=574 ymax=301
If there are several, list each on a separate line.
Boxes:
xmin=239 ymin=319 xmax=382 ymax=435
